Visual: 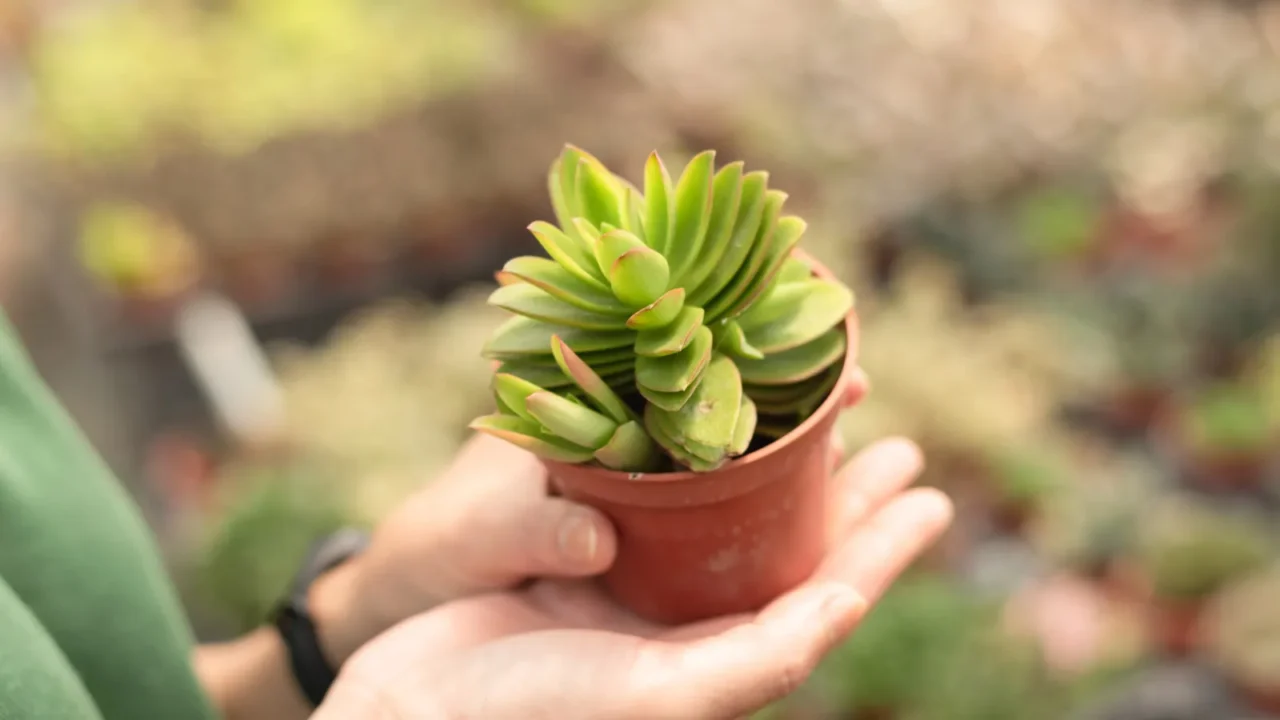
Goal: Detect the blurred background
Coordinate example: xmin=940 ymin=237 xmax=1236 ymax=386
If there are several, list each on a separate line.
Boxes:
xmin=3 ymin=0 xmax=1280 ymax=717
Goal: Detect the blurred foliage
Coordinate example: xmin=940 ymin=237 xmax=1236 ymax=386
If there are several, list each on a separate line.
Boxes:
xmin=30 ymin=0 xmax=513 ymax=162
xmin=1135 ymin=496 xmax=1274 ymax=601
xmin=198 ymin=457 xmax=354 ymax=631
xmin=77 ymin=200 xmax=201 ymax=295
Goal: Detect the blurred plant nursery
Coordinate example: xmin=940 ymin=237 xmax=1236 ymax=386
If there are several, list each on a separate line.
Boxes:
xmin=5 ymin=0 xmax=1280 ymax=717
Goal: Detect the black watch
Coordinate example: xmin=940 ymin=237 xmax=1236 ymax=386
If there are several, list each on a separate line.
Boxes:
xmin=271 ymin=528 xmax=371 ymax=707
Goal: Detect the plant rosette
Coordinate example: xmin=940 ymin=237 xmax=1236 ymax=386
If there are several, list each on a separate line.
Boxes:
xmin=1131 ymin=497 xmax=1273 ymax=657
xmin=1156 ymin=383 xmax=1278 ymax=493
xmin=470 ymin=146 xmax=858 ymax=624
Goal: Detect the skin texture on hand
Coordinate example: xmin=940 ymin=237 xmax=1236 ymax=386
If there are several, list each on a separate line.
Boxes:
xmin=310 ymin=369 xmax=954 ymax=720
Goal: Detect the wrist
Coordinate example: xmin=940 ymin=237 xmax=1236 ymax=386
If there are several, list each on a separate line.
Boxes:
xmin=309 ymin=557 xmax=379 ymax=665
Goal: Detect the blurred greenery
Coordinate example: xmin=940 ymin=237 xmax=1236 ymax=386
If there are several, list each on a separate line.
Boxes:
xmin=9 ymin=0 xmax=1280 ymax=716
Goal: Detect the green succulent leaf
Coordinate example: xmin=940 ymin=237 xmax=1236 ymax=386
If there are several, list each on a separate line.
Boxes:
xmin=551 ymin=335 xmax=635 ymax=423
xmin=469 ymin=414 xmax=595 ymax=463
xmin=639 ymin=374 xmax=703 ymax=412
xmin=688 ymin=171 xmax=768 ymax=307
xmin=636 ymin=325 xmax=713 ymax=393
xmin=499 ymin=357 xmax=633 ymax=390
xmin=703 ymin=190 xmax=787 ymax=321
xmin=525 ymin=391 xmax=618 ymax=449
xmin=741 ymin=281 xmax=853 ymax=354
xmin=682 ymin=161 xmax=745 ymax=293
xmin=572 ymin=217 xmax=602 ymax=248
xmin=483 ymin=316 xmax=634 ymax=360
xmin=492 ymin=373 xmax=546 ymax=422
xmin=627 ymin=288 xmax=686 ymax=330
xmin=667 ymin=150 xmax=716 ymax=283
xmin=609 ymin=247 xmax=671 ymax=307
xmin=548 ymin=146 xmax=585 ymax=234
xmin=596 ymin=229 xmax=647 ymax=272
xmin=730 ymin=395 xmax=758 ymax=456
xmin=738 ymin=278 xmax=824 ymax=331
xmin=664 ymin=352 xmax=744 ymax=451
xmin=737 ymin=328 xmax=847 ymax=385
xmin=642 ymin=151 xmax=673 ymax=253
xmin=593 ymin=420 xmax=663 ymax=472
xmin=776 ymin=255 xmax=813 ymax=284
xmin=713 ymin=319 xmax=765 ymax=360
xmin=527 ymin=221 xmax=607 ymax=286
xmin=499 ymin=256 xmax=626 ymax=314
xmin=744 ymin=369 xmax=838 ymax=403
xmin=722 ymin=217 xmax=809 ymax=320
xmin=622 ymin=184 xmax=646 ymax=235
xmin=488 ymin=284 xmax=623 ymax=330
xmin=575 ymin=152 xmax=624 ymax=229
xmin=644 ymin=404 xmax=727 ymax=470
xmin=635 ymin=306 xmax=705 ymax=357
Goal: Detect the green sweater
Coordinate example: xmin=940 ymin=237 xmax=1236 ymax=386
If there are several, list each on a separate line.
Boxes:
xmin=0 ymin=312 xmax=216 ymax=720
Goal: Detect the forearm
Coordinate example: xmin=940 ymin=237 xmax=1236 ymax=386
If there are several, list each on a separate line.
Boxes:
xmin=195 ymin=629 xmax=313 ymax=720
xmin=195 ymin=563 xmax=372 ymax=720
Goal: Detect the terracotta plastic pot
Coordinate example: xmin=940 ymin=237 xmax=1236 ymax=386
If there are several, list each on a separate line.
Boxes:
xmin=1148 ymin=597 xmax=1204 ymax=658
xmin=545 ymin=258 xmax=859 ymax=625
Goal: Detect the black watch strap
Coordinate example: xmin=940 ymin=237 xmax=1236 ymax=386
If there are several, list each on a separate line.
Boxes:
xmin=272 ymin=528 xmax=371 ymax=707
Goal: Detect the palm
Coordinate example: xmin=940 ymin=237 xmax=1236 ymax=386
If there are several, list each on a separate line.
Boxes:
xmin=341 ymin=436 xmax=950 ymax=718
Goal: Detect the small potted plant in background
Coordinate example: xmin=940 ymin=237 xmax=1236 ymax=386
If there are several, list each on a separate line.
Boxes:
xmin=800 ymin=575 xmax=992 ymax=720
xmin=77 ymin=200 xmax=204 ymax=325
xmin=1130 ymin=496 xmax=1272 ymax=657
xmin=983 ymin=445 xmax=1066 ymax=536
xmin=1160 ymin=380 xmax=1277 ymax=493
xmin=1204 ymin=565 xmax=1280 ymax=715
xmin=470 ymin=145 xmax=857 ymax=623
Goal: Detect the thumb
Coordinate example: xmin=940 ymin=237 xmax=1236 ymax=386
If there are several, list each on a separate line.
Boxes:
xmin=486 ymin=496 xmax=618 ymax=579
xmin=639 ymin=583 xmax=868 ymax=719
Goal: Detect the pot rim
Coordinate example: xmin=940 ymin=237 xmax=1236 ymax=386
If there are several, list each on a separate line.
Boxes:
xmin=544 ymin=249 xmax=860 ymax=484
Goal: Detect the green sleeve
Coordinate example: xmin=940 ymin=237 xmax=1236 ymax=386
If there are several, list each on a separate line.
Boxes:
xmin=0 ymin=312 xmax=216 ymax=720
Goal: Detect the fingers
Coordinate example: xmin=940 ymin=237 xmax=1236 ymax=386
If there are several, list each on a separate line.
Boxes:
xmin=816 ymin=487 xmax=953 ymax=602
xmin=842 ymin=366 xmax=870 ymax=408
xmin=504 ymin=497 xmax=618 ymax=577
xmin=827 ymin=436 xmax=925 ymax=542
xmin=633 ymin=583 xmax=868 ymax=719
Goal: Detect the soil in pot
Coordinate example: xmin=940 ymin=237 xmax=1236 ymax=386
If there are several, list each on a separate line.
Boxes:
xmin=546 ymin=293 xmax=859 ymax=625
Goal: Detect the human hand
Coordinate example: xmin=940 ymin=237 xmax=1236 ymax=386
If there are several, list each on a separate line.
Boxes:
xmin=316 ymin=429 xmax=951 ymax=719
xmin=311 ymin=371 xmax=873 ymax=664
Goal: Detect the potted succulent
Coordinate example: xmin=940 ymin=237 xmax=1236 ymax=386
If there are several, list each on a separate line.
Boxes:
xmin=983 ymin=446 xmax=1065 ymax=536
xmin=1160 ymin=381 xmax=1278 ymax=493
xmin=470 ymin=145 xmax=857 ymax=623
xmin=1204 ymin=565 xmax=1280 ymax=715
xmin=1131 ymin=496 xmax=1272 ymax=657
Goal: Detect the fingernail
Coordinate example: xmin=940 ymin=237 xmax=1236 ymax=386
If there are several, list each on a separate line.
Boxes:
xmin=818 ymin=586 xmax=866 ymax=622
xmin=558 ymin=512 xmax=600 ymax=565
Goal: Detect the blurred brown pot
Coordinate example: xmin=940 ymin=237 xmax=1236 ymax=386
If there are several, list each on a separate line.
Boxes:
xmin=1148 ymin=597 xmax=1204 ymax=658
xmin=545 ymin=258 xmax=859 ymax=625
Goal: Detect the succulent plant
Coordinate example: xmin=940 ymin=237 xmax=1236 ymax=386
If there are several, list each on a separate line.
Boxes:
xmin=470 ymin=146 xmax=855 ymax=472
xmin=1134 ymin=496 xmax=1273 ymax=602
xmin=1181 ymin=381 xmax=1277 ymax=456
